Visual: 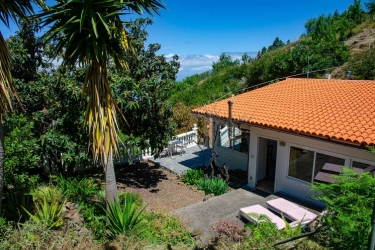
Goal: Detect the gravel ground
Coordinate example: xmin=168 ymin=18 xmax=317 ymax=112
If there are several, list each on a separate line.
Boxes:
xmin=115 ymin=161 xmax=205 ymax=213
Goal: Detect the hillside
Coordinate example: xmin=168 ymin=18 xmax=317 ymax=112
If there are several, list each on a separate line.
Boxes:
xmin=169 ymin=2 xmax=375 ymax=108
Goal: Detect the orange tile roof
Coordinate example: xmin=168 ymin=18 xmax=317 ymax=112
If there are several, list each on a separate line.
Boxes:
xmin=192 ymin=78 xmax=375 ymax=146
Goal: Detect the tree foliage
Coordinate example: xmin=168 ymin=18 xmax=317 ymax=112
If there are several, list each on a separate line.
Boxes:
xmin=311 ymin=168 xmax=375 ymax=250
xmin=111 ymin=18 xmax=180 ymax=156
xmin=3 ymin=114 xmax=40 ymax=193
xmin=346 ymin=46 xmax=375 ymax=79
xmin=7 ymin=19 xmax=91 ymax=176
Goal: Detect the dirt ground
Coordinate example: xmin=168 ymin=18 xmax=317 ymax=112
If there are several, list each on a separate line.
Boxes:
xmin=115 ymin=161 xmax=205 ymax=213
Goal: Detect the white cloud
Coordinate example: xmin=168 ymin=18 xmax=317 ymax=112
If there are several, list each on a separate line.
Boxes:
xmin=190 ymin=66 xmax=212 ymax=71
xmin=171 ymin=52 xmax=257 ymax=81
xmin=164 ymin=53 xmax=175 ymax=58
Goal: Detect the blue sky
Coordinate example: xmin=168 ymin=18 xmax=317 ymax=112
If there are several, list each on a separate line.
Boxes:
xmin=1 ymin=0 xmax=358 ymax=80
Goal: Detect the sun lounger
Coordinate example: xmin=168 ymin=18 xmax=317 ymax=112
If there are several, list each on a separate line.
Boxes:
xmin=266 ymin=198 xmax=317 ymax=225
xmin=238 ymin=204 xmax=286 ymax=230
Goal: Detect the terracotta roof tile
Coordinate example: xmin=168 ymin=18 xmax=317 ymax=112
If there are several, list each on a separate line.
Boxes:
xmin=192 ymin=78 xmax=375 ymax=146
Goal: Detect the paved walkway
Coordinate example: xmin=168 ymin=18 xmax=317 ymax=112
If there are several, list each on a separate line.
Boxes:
xmin=151 ymin=144 xmax=211 ymax=174
xmin=171 ymin=188 xmax=323 ymax=246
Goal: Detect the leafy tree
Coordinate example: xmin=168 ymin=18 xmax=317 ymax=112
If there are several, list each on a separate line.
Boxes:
xmin=3 ymin=114 xmax=40 ymax=193
xmin=7 ymin=20 xmax=91 ymax=176
xmin=312 ymin=168 xmax=375 ymax=249
xmin=261 ymin=46 xmax=267 ymax=54
xmin=345 ymin=46 xmax=375 ymax=79
xmin=212 ymin=53 xmax=240 ymax=75
xmin=366 ymin=0 xmax=375 ymax=15
xmin=241 ymin=53 xmax=252 ymax=64
xmin=111 ymin=18 xmax=180 ymax=156
xmin=37 ymin=0 xmax=166 ymax=204
xmin=268 ymin=37 xmax=285 ymax=51
xmin=0 ymin=0 xmax=44 ymax=213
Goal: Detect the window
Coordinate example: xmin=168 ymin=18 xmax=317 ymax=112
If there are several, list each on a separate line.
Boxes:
xmin=314 ymin=153 xmax=345 ymax=177
xmin=288 ymin=146 xmax=345 ymax=184
xmin=218 ymin=125 xmax=248 ymax=154
xmin=288 ymin=147 xmax=314 ymax=183
xmin=352 ymin=161 xmax=371 ymax=169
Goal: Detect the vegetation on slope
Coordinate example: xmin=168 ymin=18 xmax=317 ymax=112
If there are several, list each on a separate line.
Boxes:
xmin=170 ymin=0 xmax=375 ymax=109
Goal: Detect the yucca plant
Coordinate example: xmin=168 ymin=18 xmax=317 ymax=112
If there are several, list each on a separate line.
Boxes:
xmin=196 ymin=177 xmax=229 ymax=196
xmin=23 ymin=197 xmax=65 ymax=229
xmin=103 ymin=196 xmax=146 ymax=237
xmin=36 ymin=0 xmax=166 ymax=205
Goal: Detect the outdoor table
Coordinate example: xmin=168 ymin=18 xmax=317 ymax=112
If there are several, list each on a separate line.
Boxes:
xmin=321 ymin=163 xmax=343 ymax=174
xmin=314 ymin=172 xmax=338 ymax=183
xmin=168 ymin=140 xmax=182 ymax=157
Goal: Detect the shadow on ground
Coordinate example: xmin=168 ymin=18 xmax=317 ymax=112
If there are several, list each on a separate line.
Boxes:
xmin=115 ymin=162 xmax=168 ymax=189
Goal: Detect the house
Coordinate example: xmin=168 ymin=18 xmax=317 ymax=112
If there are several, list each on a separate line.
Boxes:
xmin=192 ymin=78 xmax=375 ymax=204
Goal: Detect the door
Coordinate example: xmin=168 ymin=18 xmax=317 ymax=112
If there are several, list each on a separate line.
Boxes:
xmin=256 ymin=137 xmax=278 ymax=193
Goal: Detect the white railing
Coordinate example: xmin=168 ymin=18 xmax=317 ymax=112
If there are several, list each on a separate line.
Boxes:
xmin=43 ymin=124 xmax=199 ymax=171
xmin=175 ymin=124 xmax=198 ymax=148
xmin=113 ymin=144 xmax=153 ymax=164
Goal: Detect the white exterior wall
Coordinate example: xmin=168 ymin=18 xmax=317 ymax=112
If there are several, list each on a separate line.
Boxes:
xmin=216 ymin=146 xmax=248 ymax=171
xmin=247 ymin=126 xmax=375 ymax=204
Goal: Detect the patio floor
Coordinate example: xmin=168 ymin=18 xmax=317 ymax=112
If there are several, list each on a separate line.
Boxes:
xmin=172 ymin=187 xmax=323 ymax=246
xmin=151 ymin=144 xmax=211 ymax=174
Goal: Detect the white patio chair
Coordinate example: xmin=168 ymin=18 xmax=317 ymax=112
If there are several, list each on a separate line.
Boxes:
xmin=176 ymin=140 xmax=189 ymax=154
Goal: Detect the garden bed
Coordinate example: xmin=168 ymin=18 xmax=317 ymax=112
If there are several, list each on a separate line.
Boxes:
xmin=115 ymin=161 xmax=205 ymax=213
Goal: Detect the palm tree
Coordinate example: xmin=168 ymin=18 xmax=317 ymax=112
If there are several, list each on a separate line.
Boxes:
xmin=37 ymin=0 xmax=165 ymax=203
xmin=0 ymin=0 xmax=44 ymax=212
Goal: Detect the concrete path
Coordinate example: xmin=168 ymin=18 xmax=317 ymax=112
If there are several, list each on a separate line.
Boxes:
xmin=171 ymin=188 xmax=322 ymax=246
xmin=152 ymin=145 xmax=210 ymax=174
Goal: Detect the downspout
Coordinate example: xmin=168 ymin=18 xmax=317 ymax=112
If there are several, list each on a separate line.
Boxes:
xmin=228 ymin=100 xmax=234 ymax=149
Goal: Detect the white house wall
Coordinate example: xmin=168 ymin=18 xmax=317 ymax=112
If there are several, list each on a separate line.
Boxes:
xmin=247 ymin=126 xmax=375 ymax=204
xmin=216 ymin=146 xmax=248 ymax=171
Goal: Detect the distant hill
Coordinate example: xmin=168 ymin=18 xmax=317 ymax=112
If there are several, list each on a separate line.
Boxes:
xmin=169 ymin=1 xmax=375 ymax=108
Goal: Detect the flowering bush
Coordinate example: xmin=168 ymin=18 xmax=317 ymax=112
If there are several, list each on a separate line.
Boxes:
xmin=213 ymin=220 xmax=245 ymax=244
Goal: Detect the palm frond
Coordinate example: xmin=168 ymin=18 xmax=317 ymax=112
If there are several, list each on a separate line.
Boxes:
xmin=0 ymin=32 xmax=19 ymax=113
xmin=0 ymin=0 xmax=48 ymax=27
xmin=36 ymin=0 xmax=166 ymax=166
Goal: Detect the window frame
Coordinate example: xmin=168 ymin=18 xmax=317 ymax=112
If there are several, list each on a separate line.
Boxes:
xmin=286 ymin=143 xmax=350 ymax=184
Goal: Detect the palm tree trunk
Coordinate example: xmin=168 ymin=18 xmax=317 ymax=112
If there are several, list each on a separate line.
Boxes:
xmin=0 ymin=115 xmax=4 ymax=213
xmin=105 ymin=147 xmax=118 ymax=204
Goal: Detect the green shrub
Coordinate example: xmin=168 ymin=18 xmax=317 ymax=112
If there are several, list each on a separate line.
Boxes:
xmin=118 ymin=190 xmax=143 ymax=208
xmin=103 ymin=196 xmax=146 ymax=237
xmin=241 ymin=216 xmax=284 ymax=249
xmin=57 ymin=175 xmax=98 ymax=202
xmin=3 ymin=114 xmax=40 ymax=193
xmin=23 ymin=197 xmax=65 ymax=229
xmin=31 ymin=185 xmax=63 ymax=203
xmin=311 ymin=167 xmax=375 ymax=250
xmin=196 ymin=177 xmax=229 ymax=196
xmin=182 ymin=169 xmax=204 ymax=186
xmin=138 ymin=211 xmax=195 ymax=247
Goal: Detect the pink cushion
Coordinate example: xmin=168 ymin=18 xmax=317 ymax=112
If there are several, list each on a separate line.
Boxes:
xmin=365 ymin=165 xmax=375 ymax=172
xmin=284 ymin=207 xmax=317 ymax=222
xmin=266 ymin=198 xmax=299 ymax=213
xmin=239 ymin=204 xmax=286 ymax=230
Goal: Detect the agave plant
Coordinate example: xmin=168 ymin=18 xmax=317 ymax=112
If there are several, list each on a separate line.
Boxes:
xmin=36 ymin=0 xmax=166 ymax=204
xmin=23 ymin=197 xmax=66 ymax=229
xmin=103 ymin=196 xmax=146 ymax=237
